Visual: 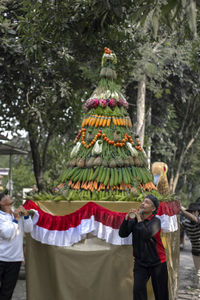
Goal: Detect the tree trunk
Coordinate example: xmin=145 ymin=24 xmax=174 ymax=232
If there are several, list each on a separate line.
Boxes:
xmin=29 ymin=133 xmax=44 ymax=191
xmin=171 ymin=126 xmax=200 ymax=193
xmin=146 ymin=105 xmax=152 ymax=169
xmin=28 ymin=129 xmax=52 ymax=192
xmin=136 ymin=74 xmax=146 ymax=147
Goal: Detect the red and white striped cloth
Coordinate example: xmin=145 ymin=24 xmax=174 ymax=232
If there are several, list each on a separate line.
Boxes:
xmin=24 ymin=200 xmax=180 ymax=247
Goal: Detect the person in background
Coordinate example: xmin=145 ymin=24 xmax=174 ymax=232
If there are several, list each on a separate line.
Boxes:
xmin=180 ymin=211 xmax=186 ymax=250
xmin=180 ymin=203 xmax=200 ymax=288
xmin=119 ymin=194 xmax=169 ymax=300
xmin=195 ymin=197 xmax=200 ymax=205
xmin=0 ymin=189 xmax=33 ymax=300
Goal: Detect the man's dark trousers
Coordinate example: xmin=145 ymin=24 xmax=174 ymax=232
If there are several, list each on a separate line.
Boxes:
xmin=133 ymin=261 xmax=169 ymax=300
xmin=0 ymin=261 xmax=21 ymax=300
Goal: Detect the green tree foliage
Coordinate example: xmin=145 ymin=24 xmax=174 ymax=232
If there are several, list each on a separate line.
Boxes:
xmin=0 ymin=155 xmax=36 ymax=202
xmin=0 ymin=0 xmax=86 ymax=190
xmin=187 ymin=139 xmax=200 ymax=200
xmin=149 ymin=41 xmax=200 ymax=194
xmin=126 ymin=37 xmax=200 ymax=197
xmin=0 ymin=0 xmax=200 ymax=200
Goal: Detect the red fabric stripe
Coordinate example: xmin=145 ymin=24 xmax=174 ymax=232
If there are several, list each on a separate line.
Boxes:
xmin=24 ymin=200 xmax=180 ymax=231
xmin=154 ymin=230 xmax=166 ymax=263
xmin=24 ymin=200 xmax=126 ymax=231
xmin=157 ymin=200 xmax=180 ymax=216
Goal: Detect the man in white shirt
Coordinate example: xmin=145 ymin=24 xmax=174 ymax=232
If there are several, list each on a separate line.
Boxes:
xmin=0 ymin=189 xmax=33 ymax=300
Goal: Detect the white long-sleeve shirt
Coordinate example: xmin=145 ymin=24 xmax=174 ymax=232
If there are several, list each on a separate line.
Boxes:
xmin=0 ymin=210 xmax=33 ymax=261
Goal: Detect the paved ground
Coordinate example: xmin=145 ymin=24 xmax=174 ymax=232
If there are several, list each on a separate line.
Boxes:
xmin=178 ymin=237 xmax=200 ymax=300
xmin=12 ymin=237 xmax=200 ymax=299
xmin=12 ymin=280 xmax=26 ymax=300
xmin=12 ymin=265 xmax=26 ymax=300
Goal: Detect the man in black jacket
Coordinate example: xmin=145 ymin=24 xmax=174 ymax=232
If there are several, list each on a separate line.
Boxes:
xmin=119 ymin=194 xmax=169 ymax=300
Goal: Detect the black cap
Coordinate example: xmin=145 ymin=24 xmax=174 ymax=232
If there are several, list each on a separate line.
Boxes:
xmin=146 ymin=194 xmax=159 ymax=211
xmin=186 ymin=203 xmax=200 ymax=212
xmin=0 ymin=189 xmax=8 ymax=201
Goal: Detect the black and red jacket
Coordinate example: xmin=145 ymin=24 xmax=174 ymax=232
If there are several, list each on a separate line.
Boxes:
xmin=119 ymin=215 xmax=166 ymax=267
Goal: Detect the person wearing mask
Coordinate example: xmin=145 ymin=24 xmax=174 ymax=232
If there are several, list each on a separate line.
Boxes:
xmin=119 ymin=194 xmax=169 ymax=300
xmin=0 ymin=189 xmax=33 ymax=300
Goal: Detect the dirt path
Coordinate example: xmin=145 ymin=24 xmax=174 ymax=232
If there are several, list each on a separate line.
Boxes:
xmin=178 ymin=236 xmax=200 ymax=299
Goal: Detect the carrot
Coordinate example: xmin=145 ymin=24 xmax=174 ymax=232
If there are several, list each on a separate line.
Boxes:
xmin=90 ymin=183 xmax=94 ymax=192
xmin=84 ymin=182 xmax=88 ymax=190
xmin=82 ymin=181 xmax=88 ymax=189
xmin=98 ymin=183 xmax=101 ymax=191
xmin=87 ymin=181 xmax=92 ymax=190
xmin=81 ymin=181 xmax=85 ymax=188
xmin=144 ymin=182 xmax=156 ymax=191
xmin=86 ymin=181 xmax=91 ymax=190
xmin=137 ymin=184 xmax=143 ymax=190
xmin=93 ymin=180 xmax=98 ymax=190
xmin=98 ymin=183 xmax=105 ymax=191
xmin=89 ymin=181 xmax=93 ymax=188
xmin=57 ymin=183 xmax=64 ymax=189
xmin=145 ymin=183 xmax=151 ymax=191
xmin=74 ymin=181 xmax=80 ymax=189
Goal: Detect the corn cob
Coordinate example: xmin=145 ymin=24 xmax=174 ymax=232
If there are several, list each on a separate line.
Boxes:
xmin=95 ymin=116 xmax=100 ymax=128
xmin=102 ymin=117 xmax=107 ymax=127
xmin=99 ymin=116 xmax=104 ymax=127
xmin=112 ymin=117 xmax=117 ymax=126
xmin=85 ymin=117 xmax=90 ymax=126
xmin=107 ymin=117 xmax=111 ymax=127
xmin=91 ymin=115 xmax=97 ymax=127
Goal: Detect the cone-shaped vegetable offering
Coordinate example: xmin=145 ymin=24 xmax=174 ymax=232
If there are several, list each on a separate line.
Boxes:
xmin=56 ymin=48 xmax=156 ymax=201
